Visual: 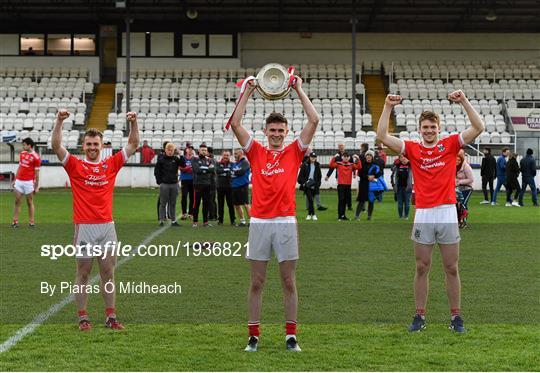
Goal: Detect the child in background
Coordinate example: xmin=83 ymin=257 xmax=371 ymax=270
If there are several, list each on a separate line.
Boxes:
xmin=329 ymin=152 xmax=361 ymax=220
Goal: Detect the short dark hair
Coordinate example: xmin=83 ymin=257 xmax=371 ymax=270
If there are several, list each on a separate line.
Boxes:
xmin=84 ymin=128 xmax=103 ymax=140
xmin=418 ymin=111 xmax=441 ymax=128
xmin=526 ymin=148 xmax=533 ymax=155
xmin=342 ymin=152 xmax=350 ymax=158
xmin=360 ymin=143 xmax=369 ymax=152
xmin=199 ymin=143 xmax=207 ymax=149
xmin=502 ymin=147 xmax=509 ymax=154
xmin=265 ymin=112 xmax=288 ymax=126
xmin=484 ymin=147 xmax=491 ymax=154
xmin=22 ymin=137 xmax=34 ymax=148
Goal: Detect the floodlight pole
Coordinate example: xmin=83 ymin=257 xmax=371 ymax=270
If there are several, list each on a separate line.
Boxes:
xmin=125 ymin=15 xmax=132 ymax=116
xmin=351 ymin=4 xmax=358 ymax=137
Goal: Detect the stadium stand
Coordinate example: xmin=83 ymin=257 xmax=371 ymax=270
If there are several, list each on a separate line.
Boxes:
xmin=0 ymin=67 xmax=94 ymax=149
xmin=3 ymin=60 xmax=537 ymax=158
xmin=108 ymin=64 xmax=369 ymax=152
xmin=384 ymin=61 xmax=540 ymax=147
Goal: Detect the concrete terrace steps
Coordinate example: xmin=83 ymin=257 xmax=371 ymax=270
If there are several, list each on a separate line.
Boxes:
xmin=87 ymin=83 xmax=115 ymax=132
xmin=363 ymin=74 xmax=395 ymax=133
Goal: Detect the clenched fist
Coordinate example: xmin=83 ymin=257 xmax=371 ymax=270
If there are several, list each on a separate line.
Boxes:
xmin=385 ymin=94 xmax=402 ymax=107
xmin=448 ymin=90 xmax=466 ymax=103
xmin=126 ymin=111 xmax=137 ymax=123
xmin=57 ymin=109 xmax=70 ymax=121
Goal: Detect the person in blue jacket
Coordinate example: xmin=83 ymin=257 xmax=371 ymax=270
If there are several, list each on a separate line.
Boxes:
xmin=491 ymin=147 xmax=509 ymax=205
xmin=232 ymin=148 xmax=251 ymax=227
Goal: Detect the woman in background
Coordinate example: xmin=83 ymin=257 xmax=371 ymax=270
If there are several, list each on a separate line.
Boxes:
xmin=456 ymin=150 xmax=474 ymax=228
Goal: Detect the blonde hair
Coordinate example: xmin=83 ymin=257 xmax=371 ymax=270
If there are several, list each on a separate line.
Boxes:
xmin=165 ymin=143 xmax=176 ymax=151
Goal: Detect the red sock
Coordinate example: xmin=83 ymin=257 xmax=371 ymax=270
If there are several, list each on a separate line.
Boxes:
xmin=105 ymin=307 xmax=116 ymax=318
xmin=451 ymin=308 xmax=461 ymax=317
xmin=78 ymin=309 xmax=88 ymax=319
xmin=248 ymin=321 xmax=260 ymax=337
xmin=285 ymin=320 xmax=297 ymax=335
xmin=416 ymin=308 xmax=426 ymax=317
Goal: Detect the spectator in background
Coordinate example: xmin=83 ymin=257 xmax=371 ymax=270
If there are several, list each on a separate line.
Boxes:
xmin=154 ymin=142 xmax=185 ymax=227
xmin=297 ymin=152 xmax=322 ymax=221
xmin=156 ymin=141 xmax=170 ymax=220
xmin=376 ymin=143 xmax=387 ymax=166
xmin=518 ymin=148 xmax=538 ymax=206
xmin=301 ymin=153 xmax=327 ymax=212
xmin=179 ymin=143 xmax=194 ymax=220
xmin=373 ymin=144 xmax=387 ymax=203
xmin=216 ymin=150 xmax=236 ymax=225
xmin=364 ymin=150 xmax=385 ymax=221
xmin=329 ymin=152 xmax=361 ymax=221
xmin=326 ymin=143 xmax=352 ymax=211
xmin=456 ymin=150 xmax=474 ymax=228
xmin=480 ymin=147 xmax=496 ymax=204
xmin=505 ymin=152 xmax=521 ymax=207
xmin=354 ymin=143 xmax=370 ymax=219
xmin=207 ymin=146 xmax=218 ymax=221
xmin=231 ymin=148 xmax=251 ymax=227
xmin=139 ymin=139 xmax=156 ymax=164
xmin=191 ymin=144 xmax=216 ymax=227
xmin=392 ymin=154 xmax=413 ymax=219
xmin=492 ymin=147 xmax=509 ymax=205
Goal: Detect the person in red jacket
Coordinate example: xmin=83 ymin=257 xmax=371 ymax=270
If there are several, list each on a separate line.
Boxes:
xmin=138 ymin=140 xmax=156 ymax=164
xmin=329 ymin=152 xmax=361 ymax=220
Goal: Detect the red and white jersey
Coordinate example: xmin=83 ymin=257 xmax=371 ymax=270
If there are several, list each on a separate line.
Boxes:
xmin=16 ymin=150 xmax=40 ymax=181
xmin=62 ymin=150 xmax=128 ymax=224
xmin=403 ymin=134 xmax=463 ymax=208
xmin=244 ymin=137 xmax=308 ymax=218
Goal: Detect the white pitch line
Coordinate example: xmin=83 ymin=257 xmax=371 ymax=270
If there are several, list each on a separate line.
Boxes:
xmin=0 ymin=225 xmax=169 ymax=354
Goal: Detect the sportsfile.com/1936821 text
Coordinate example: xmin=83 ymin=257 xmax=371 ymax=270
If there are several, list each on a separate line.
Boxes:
xmin=40 ymin=241 xmax=249 ymax=260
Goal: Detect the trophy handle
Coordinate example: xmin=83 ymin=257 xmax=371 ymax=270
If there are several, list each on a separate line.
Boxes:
xmin=287 ymin=66 xmax=296 ymax=88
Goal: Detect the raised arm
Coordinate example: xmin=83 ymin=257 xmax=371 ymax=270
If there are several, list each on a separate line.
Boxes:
xmin=229 ymin=80 xmax=255 ymax=148
xmin=124 ymin=111 xmax=140 ymax=157
xmin=376 ymin=94 xmax=405 ymax=154
xmin=296 ymin=77 xmax=320 ymax=146
xmin=449 ymin=90 xmax=484 ymax=145
xmin=51 ymin=109 xmax=69 ymax=162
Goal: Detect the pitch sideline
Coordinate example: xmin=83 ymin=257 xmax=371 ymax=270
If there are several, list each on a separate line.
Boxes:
xmin=0 ymin=225 xmax=169 ymax=354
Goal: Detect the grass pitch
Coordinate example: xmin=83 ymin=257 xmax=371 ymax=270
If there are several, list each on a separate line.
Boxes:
xmin=0 ymin=188 xmax=538 ymax=371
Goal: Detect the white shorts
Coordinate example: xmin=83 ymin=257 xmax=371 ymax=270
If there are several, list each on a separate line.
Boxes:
xmin=14 ymin=179 xmax=34 ymax=195
xmin=73 ymin=222 xmax=118 ymax=259
xmin=247 ymin=216 xmax=299 ymax=263
xmin=411 ymin=204 xmax=461 ymax=245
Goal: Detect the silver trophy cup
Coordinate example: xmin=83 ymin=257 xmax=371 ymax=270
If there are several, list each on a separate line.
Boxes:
xmin=255 ymin=63 xmax=295 ymax=100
